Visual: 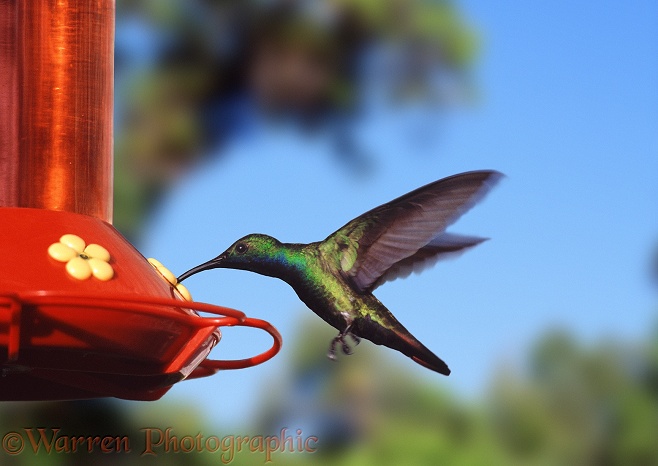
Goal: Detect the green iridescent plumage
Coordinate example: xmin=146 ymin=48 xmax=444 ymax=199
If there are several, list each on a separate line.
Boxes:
xmin=179 ymin=170 xmax=502 ymax=375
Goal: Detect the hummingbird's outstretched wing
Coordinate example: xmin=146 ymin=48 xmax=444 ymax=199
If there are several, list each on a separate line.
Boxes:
xmin=322 ymin=170 xmax=503 ymax=292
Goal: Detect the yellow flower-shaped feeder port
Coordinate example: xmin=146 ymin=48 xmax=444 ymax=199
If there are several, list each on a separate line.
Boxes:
xmin=48 ymin=234 xmax=114 ymax=281
xmin=147 ymin=258 xmax=192 ymax=301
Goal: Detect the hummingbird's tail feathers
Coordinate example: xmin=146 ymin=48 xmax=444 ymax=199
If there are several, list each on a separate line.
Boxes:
xmin=412 ymin=355 xmax=450 ymax=375
xmin=389 ymin=332 xmax=451 ymax=375
xmin=402 ymin=339 xmax=451 ymax=375
xmin=357 ymin=313 xmax=451 ymax=375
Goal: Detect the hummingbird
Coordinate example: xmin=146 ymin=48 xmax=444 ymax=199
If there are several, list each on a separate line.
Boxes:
xmin=178 ymin=170 xmax=502 ymax=375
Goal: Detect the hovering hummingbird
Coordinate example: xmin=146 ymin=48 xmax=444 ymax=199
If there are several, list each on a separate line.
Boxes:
xmin=178 ymin=170 xmax=502 ymax=375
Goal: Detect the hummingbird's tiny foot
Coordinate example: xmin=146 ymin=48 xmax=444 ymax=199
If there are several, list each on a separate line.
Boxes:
xmin=350 ymin=333 xmax=361 ymax=346
xmin=341 ymin=339 xmax=353 ymax=355
xmin=327 ymin=335 xmax=341 ymax=361
xmin=328 ymin=329 xmax=356 ymax=359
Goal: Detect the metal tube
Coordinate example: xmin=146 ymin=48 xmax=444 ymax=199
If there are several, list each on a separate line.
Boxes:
xmin=0 ymin=0 xmax=115 ymax=222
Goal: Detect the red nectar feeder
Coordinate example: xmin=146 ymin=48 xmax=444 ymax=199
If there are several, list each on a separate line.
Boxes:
xmin=0 ymin=1 xmax=281 ymax=401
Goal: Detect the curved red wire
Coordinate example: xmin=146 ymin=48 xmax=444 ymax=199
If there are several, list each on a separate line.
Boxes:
xmin=190 ymin=317 xmax=283 ymax=376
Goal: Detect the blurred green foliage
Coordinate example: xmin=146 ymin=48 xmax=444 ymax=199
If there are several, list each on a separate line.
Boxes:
xmin=2 ymin=318 xmax=658 ymax=465
xmin=237 ymin=319 xmax=658 ymax=466
xmin=112 ymin=0 xmax=478 ymax=240
xmin=335 ymin=0 xmax=477 ymax=68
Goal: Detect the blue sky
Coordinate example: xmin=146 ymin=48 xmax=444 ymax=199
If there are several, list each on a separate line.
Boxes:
xmin=135 ymin=1 xmax=658 ymax=425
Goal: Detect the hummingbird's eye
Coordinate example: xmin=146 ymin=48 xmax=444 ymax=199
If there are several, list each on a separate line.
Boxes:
xmin=235 ymin=243 xmax=248 ymax=254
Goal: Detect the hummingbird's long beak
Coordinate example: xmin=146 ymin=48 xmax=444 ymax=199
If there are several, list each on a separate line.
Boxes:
xmin=177 ymin=254 xmax=226 ymax=282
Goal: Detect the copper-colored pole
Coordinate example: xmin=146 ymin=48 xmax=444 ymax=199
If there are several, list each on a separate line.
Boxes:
xmin=0 ymin=0 xmax=114 ymax=223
